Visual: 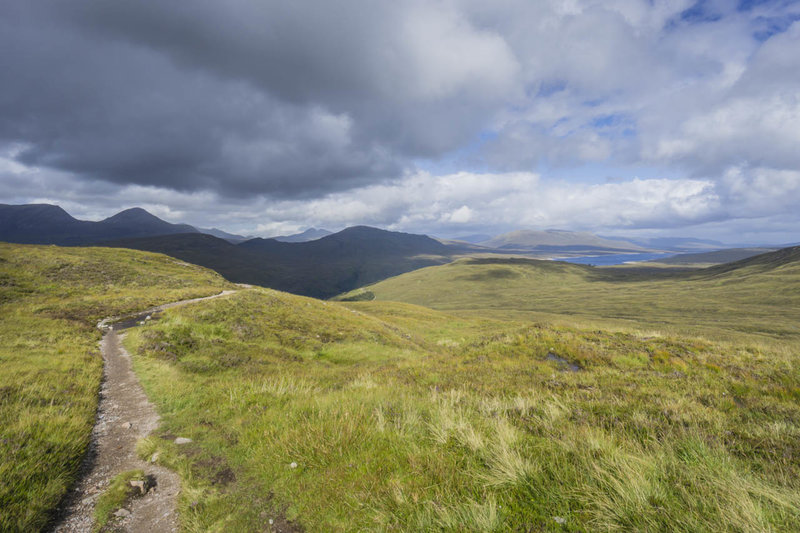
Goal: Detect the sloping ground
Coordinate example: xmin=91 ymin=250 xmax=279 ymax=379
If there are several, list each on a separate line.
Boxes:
xmin=100 ymin=233 xmax=276 ymax=288
xmin=701 ymin=245 xmax=800 ymax=275
xmin=0 ymin=243 xmax=232 ymax=532
xmin=123 ymin=288 xmax=800 ymax=531
xmin=4 ymin=243 xmax=800 ymax=531
xmin=338 ymin=247 xmax=800 ymax=343
xmin=648 ymin=247 xmax=777 ymax=266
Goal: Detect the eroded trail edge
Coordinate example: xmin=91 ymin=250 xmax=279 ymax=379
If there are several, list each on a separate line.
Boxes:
xmin=53 ymin=290 xmax=238 ymax=532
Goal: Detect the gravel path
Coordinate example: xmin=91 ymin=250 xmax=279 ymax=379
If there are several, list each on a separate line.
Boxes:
xmin=52 ymin=290 xmax=238 ymax=532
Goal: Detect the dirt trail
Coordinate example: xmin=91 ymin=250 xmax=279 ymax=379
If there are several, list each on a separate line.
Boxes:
xmin=52 ymin=290 xmax=238 ymax=532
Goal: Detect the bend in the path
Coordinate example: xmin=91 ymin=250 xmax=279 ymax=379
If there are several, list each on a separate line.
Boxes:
xmin=52 ymin=289 xmax=239 ymax=532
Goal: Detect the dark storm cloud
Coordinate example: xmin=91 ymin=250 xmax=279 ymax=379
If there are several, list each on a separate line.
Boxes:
xmin=2 ymin=0 xmax=800 ymax=243
xmin=0 ymin=1 xmax=515 ymax=197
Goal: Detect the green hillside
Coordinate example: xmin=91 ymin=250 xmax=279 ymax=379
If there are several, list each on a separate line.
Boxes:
xmin=647 ymin=247 xmax=777 ymax=267
xmin=339 ymin=247 xmax=800 ymax=343
xmin=4 ymin=243 xmax=800 ymax=531
xmin=0 ymin=243 xmax=232 ymax=531
xmin=122 ymin=288 xmax=800 ymax=531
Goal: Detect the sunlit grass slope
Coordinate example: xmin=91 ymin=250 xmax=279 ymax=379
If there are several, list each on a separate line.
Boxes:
xmin=0 ymin=243 xmax=232 ymax=532
xmin=125 ymin=288 xmax=800 ymax=531
xmin=338 ymin=247 xmax=800 ymax=343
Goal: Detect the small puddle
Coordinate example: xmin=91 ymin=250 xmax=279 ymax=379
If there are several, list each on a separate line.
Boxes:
xmin=546 ymin=352 xmax=581 ymax=372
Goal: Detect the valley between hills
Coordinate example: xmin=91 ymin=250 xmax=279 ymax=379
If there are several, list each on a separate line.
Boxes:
xmin=1 ymin=213 xmax=799 ymax=531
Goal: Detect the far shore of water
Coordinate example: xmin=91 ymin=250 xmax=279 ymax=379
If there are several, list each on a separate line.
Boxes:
xmin=553 ymin=252 xmax=675 ymax=266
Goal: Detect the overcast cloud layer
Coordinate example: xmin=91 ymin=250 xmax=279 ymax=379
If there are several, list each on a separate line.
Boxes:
xmin=1 ymin=0 xmax=799 ymax=242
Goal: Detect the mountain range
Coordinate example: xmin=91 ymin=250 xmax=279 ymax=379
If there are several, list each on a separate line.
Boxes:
xmin=0 ymin=204 xmax=460 ymax=297
xmin=5 ymin=202 xmax=772 ymax=299
xmin=101 ymin=226 xmax=452 ymax=298
xmin=196 ymin=227 xmax=253 ymax=243
xmin=0 ymin=204 xmax=198 ymax=245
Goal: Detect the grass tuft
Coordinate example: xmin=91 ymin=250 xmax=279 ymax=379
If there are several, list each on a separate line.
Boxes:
xmin=93 ymin=469 xmax=147 ymax=531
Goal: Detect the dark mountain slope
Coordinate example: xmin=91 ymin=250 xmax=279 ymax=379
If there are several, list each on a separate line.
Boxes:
xmin=238 ymin=226 xmax=453 ymax=297
xmin=0 ymin=204 xmax=199 ymax=245
xmin=99 ymin=233 xmax=278 ymax=285
xmin=97 ymin=207 xmax=198 ymax=239
xmin=0 ymin=204 xmax=93 ymax=245
xmin=104 ymin=226 xmax=454 ymax=299
xmin=243 ymin=226 xmax=449 ymax=256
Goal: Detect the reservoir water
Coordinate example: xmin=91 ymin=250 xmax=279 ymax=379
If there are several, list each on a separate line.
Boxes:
xmin=558 ymin=252 xmax=674 ymax=266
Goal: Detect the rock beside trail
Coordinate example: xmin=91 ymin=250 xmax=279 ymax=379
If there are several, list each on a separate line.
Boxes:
xmin=174 ymin=437 xmax=193 ymax=445
xmin=114 ymin=508 xmax=131 ymax=518
xmin=130 ymin=479 xmax=148 ymax=495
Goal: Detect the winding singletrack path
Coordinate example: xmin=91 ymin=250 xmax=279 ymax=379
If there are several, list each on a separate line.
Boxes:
xmin=52 ymin=290 xmax=238 ymax=532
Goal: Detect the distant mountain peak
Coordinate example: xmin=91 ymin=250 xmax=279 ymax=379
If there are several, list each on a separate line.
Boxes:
xmin=0 ymin=203 xmax=198 ymax=245
xmin=273 ymin=227 xmax=333 ymax=243
xmin=196 ymin=227 xmax=252 ymax=243
xmin=480 ymin=229 xmax=646 ymax=252
xmin=103 ymin=207 xmax=163 ymax=224
xmin=336 ymin=225 xmax=387 ymax=235
xmin=0 ymin=202 xmax=75 ymax=220
xmin=328 ymin=226 xmax=436 ymax=242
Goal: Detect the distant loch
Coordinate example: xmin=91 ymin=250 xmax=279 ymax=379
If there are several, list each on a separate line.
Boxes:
xmin=557 ymin=252 xmax=674 ymax=266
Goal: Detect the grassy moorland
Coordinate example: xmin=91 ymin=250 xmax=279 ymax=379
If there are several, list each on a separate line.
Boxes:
xmin=124 ymin=288 xmax=800 ymax=531
xmin=338 ymin=247 xmax=800 ymax=344
xmin=0 ymin=243 xmax=232 ymax=532
xmin=5 ymin=243 xmax=800 ymax=531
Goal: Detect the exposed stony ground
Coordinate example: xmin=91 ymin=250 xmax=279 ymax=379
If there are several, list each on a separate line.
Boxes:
xmin=52 ymin=291 xmax=237 ymax=532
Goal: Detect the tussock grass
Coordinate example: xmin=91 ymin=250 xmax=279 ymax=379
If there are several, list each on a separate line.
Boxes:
xmin=124 ymin=288 xmax=800 ymax=531
xmin=0 ymin=243 xmax=232 ymax=532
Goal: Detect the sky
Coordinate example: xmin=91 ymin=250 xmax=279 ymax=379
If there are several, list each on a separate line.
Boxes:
xmin=1 ymin=0 xmax=799 ymax=243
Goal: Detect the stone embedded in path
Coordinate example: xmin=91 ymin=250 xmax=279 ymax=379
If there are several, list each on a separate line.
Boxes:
xmin=113 ymin=508 xmax=131 ymax=518
xmin=130 ymin=479 xmax=148 ymax=494
xmin=174 ymin=437 xmax=193 ymax=444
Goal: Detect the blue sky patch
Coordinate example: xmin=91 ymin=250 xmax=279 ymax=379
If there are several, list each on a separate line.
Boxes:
xmin=752 ymin=13 xmax=800 ymax=40
xmin=679 ymin=0 xmax=724 ymax=24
